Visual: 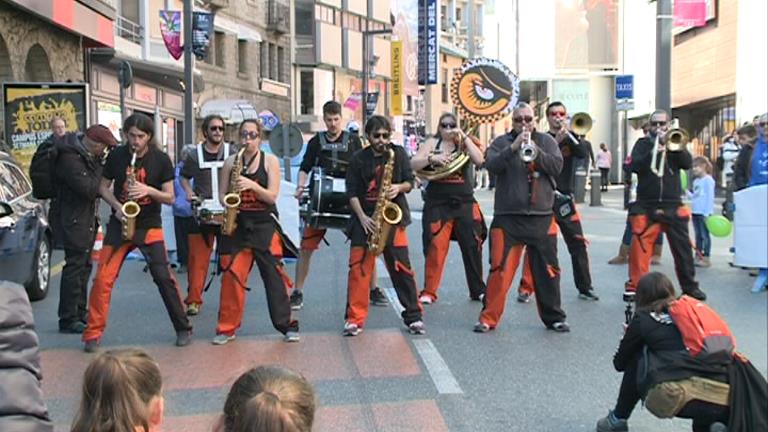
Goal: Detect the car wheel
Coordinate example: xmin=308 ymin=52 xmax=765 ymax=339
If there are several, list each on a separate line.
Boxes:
xmin=25 ymin=234 xmax=51 ymax=301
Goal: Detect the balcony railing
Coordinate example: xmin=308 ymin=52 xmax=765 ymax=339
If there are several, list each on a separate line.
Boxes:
xmin=116 ymin=15 xmax=143 ymax=45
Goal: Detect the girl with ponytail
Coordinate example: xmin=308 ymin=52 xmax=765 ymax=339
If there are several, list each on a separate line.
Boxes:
xmin=71 ymin=349 xmax=164 ymax=432
xmin=216 ymin=366 xmax=316 ymax=432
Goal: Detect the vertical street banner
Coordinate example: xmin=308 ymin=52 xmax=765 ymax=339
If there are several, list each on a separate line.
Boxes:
xmin=192 ymin=12 xmax=215 ymax=60
xmin=417 ymin=0 xmax=438 ymax=85
xmin=391 ymin=40 xmax=404 ymax=116
xmin=2 ymin=82 xmax=88 ymax=170
xmin=674 ymin=0 xmax=707 ymax=27
xmin=159 ymin=10 xmax=183 ymax=60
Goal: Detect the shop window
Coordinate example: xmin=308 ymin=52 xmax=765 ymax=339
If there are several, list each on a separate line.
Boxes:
xmin=238 ymin=40 xmax=248 ymax=74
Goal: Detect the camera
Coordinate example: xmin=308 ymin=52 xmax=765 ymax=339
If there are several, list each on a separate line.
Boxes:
xmin=622 ymin=291 xmax=636 ymax=303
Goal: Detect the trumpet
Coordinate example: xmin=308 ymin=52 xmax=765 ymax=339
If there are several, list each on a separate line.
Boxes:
xmin=520 ymin=128 xmax=538 ymax=163
xmin=650 ymin=128 xmax=689 ymax=178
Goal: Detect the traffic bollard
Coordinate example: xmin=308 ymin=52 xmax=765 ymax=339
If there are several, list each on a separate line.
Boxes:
xmin=590 ymin=171 xmax=602 ymax=207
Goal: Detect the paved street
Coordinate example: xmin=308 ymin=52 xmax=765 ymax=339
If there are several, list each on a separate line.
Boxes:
xmin=33 ymin=188 xmax=767 ymax=432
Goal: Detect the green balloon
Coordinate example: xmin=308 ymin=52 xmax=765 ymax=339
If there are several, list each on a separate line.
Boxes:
xmin=680 ymin=170 xmax=688 ymax=190
xmin=706 ymin=215 xmax=732 ymax=238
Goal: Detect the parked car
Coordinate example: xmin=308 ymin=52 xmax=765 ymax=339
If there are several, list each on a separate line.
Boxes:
xmin=0 ymin=151 xmax=51 ymax=301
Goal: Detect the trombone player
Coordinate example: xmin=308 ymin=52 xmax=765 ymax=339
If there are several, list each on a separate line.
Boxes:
xmin=625 ymin=109 xmax=706 ymax=301
xmin=410 ymin=113 xmax=487 ymax=305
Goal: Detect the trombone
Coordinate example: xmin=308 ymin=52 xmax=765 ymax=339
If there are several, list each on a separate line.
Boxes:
xmin=561 ymin=112 xmax=592 ymax=145
xmin=650 ymin=128 xmax=689 ymax=177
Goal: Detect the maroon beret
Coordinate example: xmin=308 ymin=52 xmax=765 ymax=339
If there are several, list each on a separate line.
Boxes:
xmin=85 ymin=124 xmax=119 ymax=147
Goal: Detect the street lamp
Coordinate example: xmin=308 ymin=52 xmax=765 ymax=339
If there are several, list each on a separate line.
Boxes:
xmin=362 ymin=28 xmax=392 ymax=129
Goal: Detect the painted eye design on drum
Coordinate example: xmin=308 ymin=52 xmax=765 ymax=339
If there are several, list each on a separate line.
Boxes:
xmin=457 ymin=71 xmax=510 ymax=116
xmin=473 ymin=83 xmax=495 ymax=101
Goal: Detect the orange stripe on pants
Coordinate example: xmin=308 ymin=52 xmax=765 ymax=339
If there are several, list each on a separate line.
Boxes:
xmin=421 ymin=219 xmax=455 ymax=301
xmin=626 ymin=214 xmax=663 ymax=292
xmin=82 ymin=243 xmax=133 ymax=341
xmin=479 ymin=228 xmax=524 ymax=328
xmin=346 ymin=247 xmax=376 ymax=327
xmin=216 ymin=249 xmax=254 ymax=336
xmin=186 ymin=232 xmax=215 ymax=305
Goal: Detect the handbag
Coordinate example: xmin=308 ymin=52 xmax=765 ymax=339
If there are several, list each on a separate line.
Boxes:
xmin=553 ymin=191 xmax=576 ymax=219
xmin=645 ymin=377 xmax=730 ymax=418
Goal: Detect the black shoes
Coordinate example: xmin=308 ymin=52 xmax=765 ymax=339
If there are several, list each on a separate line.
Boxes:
xmin=59 ymin=321 xmax=86 ymax=334
xmin=83 ymin=338 xmax=100 ymax=353
xmin=370 ymin=287 xmax=389 ymax=306
xmin=290 ymin=290 xmax=304 ymax=310
xmin=686 ymin=288 xmax=707 ymax=301
xmin=578 ymin=289 xmax=600 ymax=301
xmin=547 ymin=322 xmax=571 ymax=333
xmin=175 ymin=330 xmax=192 ymax=347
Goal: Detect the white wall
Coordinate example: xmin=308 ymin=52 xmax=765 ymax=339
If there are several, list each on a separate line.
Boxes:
xmin=736 ymin=0 xmax=768 ymax=123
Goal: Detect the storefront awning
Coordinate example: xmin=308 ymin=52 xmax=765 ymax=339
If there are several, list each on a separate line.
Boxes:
xmin=200 ymin=99 xmax=259 ymax=124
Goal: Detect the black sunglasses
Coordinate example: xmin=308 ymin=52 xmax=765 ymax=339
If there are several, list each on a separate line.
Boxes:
xmin=441 ymin=122 xmax=457 ymax=129
xmin=513 ymin=116 xmax=534 ymax=123
xmin=241 ymin=131 xmax=260 ymax=140
xmin=371 ymin=132 xmax=391 ymax=139
xmin=209 ymin=126 xmax=225 ymax=132
xmin=650 ymin=121 xmax=668 ymax=127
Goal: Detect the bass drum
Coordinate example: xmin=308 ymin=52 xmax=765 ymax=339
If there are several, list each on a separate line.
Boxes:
xmin=300 ymin=168 xmax=350 ymax=230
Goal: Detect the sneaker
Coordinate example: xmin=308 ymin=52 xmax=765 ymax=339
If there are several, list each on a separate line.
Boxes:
xmin=186 ymin=303 xmax=200 ymax=316
xmin=408 ymin=320 xmax=426 ymax=335
xmin=419 ymin=294 xmax=434 ymax=305
xmin=547 ymin=321 xmax=571 ymax=333
xmin=283 ymin=331 xmax=300 ymax=343
xmin=470 ymin=293 xmax=484 ymax=302
xmin=175 ymin=330 xmax=193 ymax=347
xmin=59 ymin=321 xmax=87 ymax=334
xmin=473 ymin=322 xmax=493 ymax=333
xmin=695 ymin=257 xmax=711 ymax=268
xmin=290 ymin=290 xmax=304 ymax=310
xmin=596 ymin=410 xmax=628 ymax=432
xmin=342 ymin=322 xmax=362 ymax=337
xmin=212 ymin=333 xmax=236 ymax=345
xmin=578 ymin=289 xmax=600 ymax=301
xmin=370 ymin=287 xmax=389 ymax=307
xmin=83 ymin=338 xmax=100 ymax=353
xmin=517 ymin=292 xmax=531 ymax=303
xmin=686 ymin=288 xmax=707 ymax=301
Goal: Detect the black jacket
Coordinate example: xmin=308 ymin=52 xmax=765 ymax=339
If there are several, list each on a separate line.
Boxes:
xmin=613 ymin=310 xmax=686 ymax=372
xmin=552 ymin=131 xmax=588 ymax=195
xmin=733 ymin=144 xmax=754 ymax=191
xmin=50 ymin=133 xmax=103 ymax=251
xmin=0 ymin=281 xmax=54 ymax=432
xmin=485 ymin=130 xmax=563 ymax=216
xmin=630 ymin=136 xmax=692 ymax=209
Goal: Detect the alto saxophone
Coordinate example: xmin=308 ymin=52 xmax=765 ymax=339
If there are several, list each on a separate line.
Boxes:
xmin=222 ymin=147 xmax=246 ymax=236
xmin=367 ymin=148 xmax=403 ymax=256
xmin=121 ymin=151 xmax=141 ymax=241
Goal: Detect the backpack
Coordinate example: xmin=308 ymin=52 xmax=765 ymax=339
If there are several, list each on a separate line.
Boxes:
xmin=668 ymin=295 xmax=735 ymax=358
xmin=29 ymin=134 xmax=63 ymax=199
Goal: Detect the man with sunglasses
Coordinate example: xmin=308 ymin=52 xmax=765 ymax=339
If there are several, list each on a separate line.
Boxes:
xmin=179 ymin=114 xmax=233 ymax=315
xmin=475 ymin=102 xmax=570 ymax=334
xmin=516 ymin=102 xmax=599 ymax=303
xmin=625 ymin=109 xmax=706 ymax=301
xmin=343 ymin=115 xmax=424 ymax=336
xmin=292 ymin=101 xmax=388 ymax=310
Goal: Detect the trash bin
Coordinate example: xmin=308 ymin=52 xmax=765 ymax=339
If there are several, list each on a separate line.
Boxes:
xmin=590 ymin=171 xmax=602 ymax=207
xmin=573 ymin=168 xmax=588 ymax=203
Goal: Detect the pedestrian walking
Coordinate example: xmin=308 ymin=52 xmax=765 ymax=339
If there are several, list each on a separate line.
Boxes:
xmin=82 ymin=113 xmax=193 ymax=352
xmin=597 ymin=142 xmax=612 ymax=191
xmin=689 ymin=157 xmax=715 ymax=268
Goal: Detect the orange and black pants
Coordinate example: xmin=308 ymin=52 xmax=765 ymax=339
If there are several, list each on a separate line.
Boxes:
xmin=216 ymin=222 xmax=297 ymax=336
xmin=185 ymin=223 xmax=226 ymax=306
xmin=83 ymin=218 xmax=191 ymax=342
xmin=420 ymin=199 xmax=486 ymax=301
xmin=626 ymin=205 xmax=699 ymax=294
xmin=479 ymin=215 xmax=566 ymax=329
xmin=346 ymin=221 xmax=422 ymax=327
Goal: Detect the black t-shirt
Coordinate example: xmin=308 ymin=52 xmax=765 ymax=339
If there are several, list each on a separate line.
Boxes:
xmin=425 ymin=138 xmax=474 ymax=202
xmin=103 ymin=145 xmax=175 ymax=229
xmin=346 ymin=144 xmax=413 ymax=226
xmin=550 ymin=131 xmax=588 ymax=195
xmin=180 ymin=143 xmax=231 ymax=199
xmin=299 ymin=131 xmax=363 ymax=178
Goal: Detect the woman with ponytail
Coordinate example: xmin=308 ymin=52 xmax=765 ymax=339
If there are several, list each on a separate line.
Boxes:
xmin=215 ymin=366 xmax=316 ymax=432
xmin=71 ymin=349 xmax=164 ymax=432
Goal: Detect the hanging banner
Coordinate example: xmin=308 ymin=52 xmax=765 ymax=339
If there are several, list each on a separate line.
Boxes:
xmin=391 ymin=40 xmax=404 ymax=116
xmin=343 ymin=92 xmax=362 ymax=111
xmin=674 ymin=0 xmax=707 ymax=27
xmin=417 ymin=0 xmax=438 ymax=85
xmin=192 ymin=12 xmax=215 ymax=60
xmin=159 ymin=10 xmax=183 ymax=60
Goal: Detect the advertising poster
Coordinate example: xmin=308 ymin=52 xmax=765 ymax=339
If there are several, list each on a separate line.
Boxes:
xmin=97 ymin=101 xmax=123 ymax=140
xmin=391 ymin=41 xmax=404 ymax=116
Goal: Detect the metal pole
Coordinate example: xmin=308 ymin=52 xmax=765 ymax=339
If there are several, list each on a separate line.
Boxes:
xmin=362 ymin=32 xmax=369 ymax=129
xmin=282 ymin=126 xmax=291 ymax=182
xmin=467 ymin=0 xmax=475 ymax=58
xmin=119 ymin=84 xmax=125 ymax=121
xmin=183 ymin=0 xmax=194 ymax=147
xmin=656 ymin=0 xmax=672 ymax=113
xmin=515 ymin=0 xmax=520 ymax=75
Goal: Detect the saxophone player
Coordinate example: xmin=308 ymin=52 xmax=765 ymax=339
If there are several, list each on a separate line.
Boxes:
xmin=410 ymin=112 xmax=487 ymax=304
xmin=83 ymin=113 xmax=193 ymax=352
xmin=343 ymin=115 xmax=425 ymax=336
xmin=475 ymin=102 xmax=570 ymax=334
xmin=213 ymin=119 xmax=299 ymax=345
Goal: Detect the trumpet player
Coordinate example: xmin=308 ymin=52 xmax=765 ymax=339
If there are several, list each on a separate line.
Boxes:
xmin=213 ymin=119 xmax=300 ymax=344
xmin=410 ymin=112 xmax=487 ymax=304
xmin=343 ymin=115 xmax=424 ymax=336
xmin=625 ymin=109 xmax=706 ymax=301
xmin=475 ymin=102 xmax=569 ymax=333
xmin=83 ymin=113 xmax=193 ymax=352
xmin=517 ymin=102 xmax=599 ymax=302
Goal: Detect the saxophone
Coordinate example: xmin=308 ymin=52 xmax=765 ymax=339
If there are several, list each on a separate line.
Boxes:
xmin=222 ymin=147 xmax=246 ymax=236
xmin=367 ymin=148 xmax=403 ymax=255
xmin=121 ymin=151 xmax=141 ymax=241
